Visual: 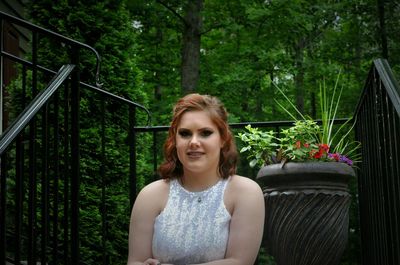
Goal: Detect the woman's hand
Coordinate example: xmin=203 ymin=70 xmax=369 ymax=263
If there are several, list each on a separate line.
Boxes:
xmin=143 ymin=258 xmax=161 ymax=265
xmin=143 ymin=258 xmax=174 ymax=265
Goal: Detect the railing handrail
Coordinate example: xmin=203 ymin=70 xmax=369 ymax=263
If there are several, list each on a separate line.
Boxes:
xmin=84 ymin=82 xmax=151 ymax=125
xmin=374 ymin=59 xmax=400 ymax=115
xmin=0 ymin=10 xmax=102 ymax=87
xmin=0 ymin=64 xmax=75 ymax=155
xmin=355 ymin=58 xmax=400 ymax=116
xmin=133 ymin=118 xmax=351 ymax=132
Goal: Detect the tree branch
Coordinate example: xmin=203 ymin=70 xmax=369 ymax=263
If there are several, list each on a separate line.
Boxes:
xmin=156 ymin=0 xmax=188 ymax=27
xmin=200 ymin=23 xmax=224 ymax=35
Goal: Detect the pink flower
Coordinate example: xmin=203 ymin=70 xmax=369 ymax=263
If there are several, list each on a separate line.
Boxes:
xmin=328 ymin=153 xmax=340 ymax=162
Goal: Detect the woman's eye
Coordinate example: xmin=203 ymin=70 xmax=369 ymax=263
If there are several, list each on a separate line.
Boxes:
xmin=178 ymin=130 xmax=191 ymax=138
xmin=201 ymin=130 xmax=213 ymax=137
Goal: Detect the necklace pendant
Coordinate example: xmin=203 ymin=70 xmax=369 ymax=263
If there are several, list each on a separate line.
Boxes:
xmin=197 ymin=197 xmax=202 ymax=203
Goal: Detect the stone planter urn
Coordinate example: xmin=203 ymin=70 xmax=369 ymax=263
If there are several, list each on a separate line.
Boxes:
xmin=256 ymin=162 xmax=355 ymax=265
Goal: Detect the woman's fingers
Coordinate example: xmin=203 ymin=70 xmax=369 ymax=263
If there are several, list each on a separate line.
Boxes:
xmin=143 ymin=258 xmax=175 ymax=265
xmin=143 ymin=258 xmax=161 ymax=265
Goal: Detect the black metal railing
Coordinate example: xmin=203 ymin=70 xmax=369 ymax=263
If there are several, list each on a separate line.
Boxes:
xmin=354 ymin=58 xmax=400 ymax=265
xmin=1 ymin=11 xmax=149 ymax=265
xmin=0 ymin=64 xmax=74 ymax=264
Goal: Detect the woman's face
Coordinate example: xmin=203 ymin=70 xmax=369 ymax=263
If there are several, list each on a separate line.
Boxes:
xmin=175 ymin=110 xmax=223 ymax=178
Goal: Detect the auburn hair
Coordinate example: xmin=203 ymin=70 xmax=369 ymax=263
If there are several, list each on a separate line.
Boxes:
xmin=158 ymin=93 xmax=238 ymax=179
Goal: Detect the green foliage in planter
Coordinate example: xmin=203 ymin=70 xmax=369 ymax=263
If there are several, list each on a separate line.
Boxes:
xmin=238 ymin=73 xmax=361 ymax=168
xmin=238 ymin=125 xmax=278 ymax=168
xmin=279 ymin=120 xmax=320 ymax=161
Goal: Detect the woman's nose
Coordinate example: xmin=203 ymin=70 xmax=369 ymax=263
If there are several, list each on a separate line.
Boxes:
xmin=189 ymin=134 xmax=200 ymax=146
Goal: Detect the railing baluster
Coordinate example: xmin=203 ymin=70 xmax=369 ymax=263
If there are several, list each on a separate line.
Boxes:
xmin=381 ymin=78 xmax=395 ymax=264
xmin=129 ymin=105 xmax=137 ymax=207
xmin=70 ymin=47 xmax=81 ymax=265
xmin=41 ymin=104 xmax=49 ymax=264
xmin=392 ymin=106 xmax=400 ymax=265
xmin=0 ymin=155 xmax=7 ymax=265
xmin=100 ymin=95 xmax=108 ymax=265
xmin=152 ymin=131 xmax=158 ymax=181
xmin=15 ymin=134 xmax=24 ymax=264
xmin=63 ymin=82 xmax=70 ymax=265
xmin=0 ymin=11 xmax=6 ymax=244
xmin=53 ymin=90 xmax=60 ymax=264
xmin=28 ymin=119 xmax=37 ymax=265
xmin=28 ymin=30 xmax=38 ymax=265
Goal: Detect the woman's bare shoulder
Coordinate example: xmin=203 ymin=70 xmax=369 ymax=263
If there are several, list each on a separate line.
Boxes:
xmin=140 ymin=179 xmax=170 ymax=194
xmin=224 ymin=175 xmax=263 ymax=213
xmin=135 ymin=179 xmax=170 ymax=206
xmin=228 ymin=175 xmax=263 ymax=194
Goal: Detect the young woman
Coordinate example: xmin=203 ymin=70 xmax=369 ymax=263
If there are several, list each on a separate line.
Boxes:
xmin=127 ymin=94 xmax=265 ymax=265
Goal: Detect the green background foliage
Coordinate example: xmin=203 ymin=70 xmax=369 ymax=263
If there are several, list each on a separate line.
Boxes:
xmin=9 ymin=0 xmax=399 ymax=264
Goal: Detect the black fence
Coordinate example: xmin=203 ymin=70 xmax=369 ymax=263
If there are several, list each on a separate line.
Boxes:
xmin=354 ymin=59 xmax=400 ymax=265
xmin=0 ymin=11 xmax=149 ymax=265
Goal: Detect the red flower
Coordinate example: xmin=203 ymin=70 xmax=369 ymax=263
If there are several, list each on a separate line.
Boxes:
xmin=295 ymin=140 xmax=301 ymax=149
xmin=319 ymin=144 xmax=330 ymax=153
xmin=303 ymin=143 xmax=310 ymax=148
xmin=313 ymin=150 xmax=323 ymax=159
xmin=312 ymin=144 xmax=330 ymax=159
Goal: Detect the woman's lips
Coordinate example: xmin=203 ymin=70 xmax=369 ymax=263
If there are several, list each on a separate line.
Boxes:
xmin=187 ymin=151 xmax=204 ymax=158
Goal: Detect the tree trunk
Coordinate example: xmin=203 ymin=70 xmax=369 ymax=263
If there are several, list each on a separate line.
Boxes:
xmin=294 ymin=39 xmax=305 ymax=115
xmin=181 ymin=0 xmax=203 ymax=94
xmin=270 ymin=72 xmax=277 ymax=117
xmin=155 ymin=26 xmax=163 ymax=101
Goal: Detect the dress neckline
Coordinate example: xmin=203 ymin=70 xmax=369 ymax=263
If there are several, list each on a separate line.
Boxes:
xmin=175 ymin=178 xmax=224 ymax=195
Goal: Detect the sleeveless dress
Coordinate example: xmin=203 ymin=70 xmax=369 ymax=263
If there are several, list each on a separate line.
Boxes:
xmin=152 ymin=178 xmax=231 ymax=265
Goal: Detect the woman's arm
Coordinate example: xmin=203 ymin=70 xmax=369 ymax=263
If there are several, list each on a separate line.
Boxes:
xmin=127 ymin=180 xmax=169 ymax=265
xmin=193 ymin=176 xmax=265 ymax=265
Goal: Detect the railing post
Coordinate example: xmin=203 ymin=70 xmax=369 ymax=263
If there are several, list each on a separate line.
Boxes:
xmin=100 ymin=96 xmax=109 ymax=265
xmin=40 ymin=105 xmax=49 ymax=265
xmin=70 ymin=47 xmax=80 ymax=264
xmin=152 ymin=131 xmax=158 ymax=181
xmin=129 ymin=106 xmax=137 ymax=207
xmin=63 ymin=83 xmax=70 ymax=264
xmin=0 ymin=12 xmax=5 ymax=250
xmin=15 ymin=135 xmax=24 ymax=265
xmin=0 ymin=155 xmax=6 ymax=265
xmin=28 ymin=30 xmax=39 ymax=265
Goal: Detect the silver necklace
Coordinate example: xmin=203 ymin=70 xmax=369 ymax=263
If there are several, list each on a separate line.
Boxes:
xmin=180 ymin=178 xmax=220 ymax=203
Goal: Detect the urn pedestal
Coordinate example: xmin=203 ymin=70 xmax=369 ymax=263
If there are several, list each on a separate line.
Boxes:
xmin=256 ymin=162 xmax=355 ymax=265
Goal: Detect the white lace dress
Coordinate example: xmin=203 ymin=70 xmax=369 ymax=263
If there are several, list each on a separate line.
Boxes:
xmin=152 ymin=178 xmax=231 ymax=265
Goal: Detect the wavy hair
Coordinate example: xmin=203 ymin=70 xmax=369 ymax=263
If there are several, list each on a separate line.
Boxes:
xmin=158 ymin=93 xmax=238 ymax=179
